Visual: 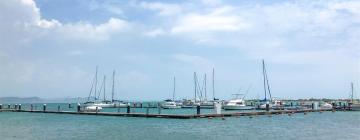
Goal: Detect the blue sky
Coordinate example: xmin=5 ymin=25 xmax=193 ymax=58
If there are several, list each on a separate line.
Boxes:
xmin=0 ymin=0 xmax=359 ymax=100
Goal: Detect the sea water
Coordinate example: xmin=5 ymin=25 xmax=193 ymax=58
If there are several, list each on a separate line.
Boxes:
xmin=0 ymin=103 xmax=359 ymax=140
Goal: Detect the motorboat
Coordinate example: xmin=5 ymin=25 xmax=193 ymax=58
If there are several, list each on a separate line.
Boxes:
xmin=321 ymin=102 xmax=333 ymax=109
xmin=161 ymin=99 xmax=181 ymax=109
xmin=223 ymin=98 xmax=254 ymax=110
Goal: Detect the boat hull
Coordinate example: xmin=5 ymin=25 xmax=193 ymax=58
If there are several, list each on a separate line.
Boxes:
xmin=223 ymin=105 xmax=254 ymax=110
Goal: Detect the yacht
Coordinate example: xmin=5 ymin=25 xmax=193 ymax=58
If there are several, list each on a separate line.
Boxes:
xmin=321 ymin=102 xmax=333 ymax=109
xmin=161 ymin=99 xmax=181 ymax=109
xmin=223 ymin=97 xmax=254 ymax=110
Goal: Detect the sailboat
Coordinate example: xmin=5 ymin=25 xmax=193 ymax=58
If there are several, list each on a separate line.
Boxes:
xmin=349 ymin=82 xmax=360 ymax=111
xmin=259 ymin=60 xmax=284 ymax=110
xmin=110 ymin=70 xmax=128 ymax=108
xmin=161 ymin=77 xmax=181 ymax=109
xmin=84 ymin=66 xmax=99 ymax=107
xmin=92 ymin=75 xmax=116 ymax=108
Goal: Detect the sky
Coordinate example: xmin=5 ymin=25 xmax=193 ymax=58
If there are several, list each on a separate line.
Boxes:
xmin=0 ymin=0 xmax=359 ymax=100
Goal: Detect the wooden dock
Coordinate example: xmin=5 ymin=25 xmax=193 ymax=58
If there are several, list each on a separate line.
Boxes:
xmin=0 ymin=108 xmax=340 ymax=119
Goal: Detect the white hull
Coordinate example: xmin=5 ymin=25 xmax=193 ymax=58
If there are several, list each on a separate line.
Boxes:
xmin=223 ymin=105 xmax=254 ymax=110
xmin=162 ymin=105 xmax=181 ymax=109
xmin=93 ymin=103 xmax=115 ymax=108
xmin=84 ymin=106 xmax=102 ymax=112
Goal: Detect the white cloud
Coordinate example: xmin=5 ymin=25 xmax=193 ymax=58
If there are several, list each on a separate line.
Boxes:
xmin=171 ymin=6 xmax=250 ymax=34
xmin=143 ymin=28 xmax=165 ymax=37
xmin=140 ymin=2 xmax=182 ymax=16
xmin=173 ymin=54 xmax=214 ymax=72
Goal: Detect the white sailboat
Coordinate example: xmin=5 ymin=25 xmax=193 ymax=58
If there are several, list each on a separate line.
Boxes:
xmin=161 ymin=77 xmax=181 ymax=109
xmin=349 ymin=82 xmax=360 ymax=110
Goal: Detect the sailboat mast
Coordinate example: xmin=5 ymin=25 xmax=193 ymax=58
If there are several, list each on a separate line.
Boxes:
xmin=204 ymin=74 xmax=207 ymax=101
xmin=94 ymin=66 xmax=98 ymax=100
xmin=212 ymin=68 xmax=215 ymax=100
xmin=351 ymin=82 xmax=354 ymax=103
xmin=194 ymin=72 xmax=197 ymax=103
xmin=262 ymin=60 xmax=267 ymax=101
xmin=103 ymin=76 xmax=106 ymax=101
xmin=173 ymin=76 xmax=176 ymax=101
xmin=112 ymin=70 xmax=115 ymax=102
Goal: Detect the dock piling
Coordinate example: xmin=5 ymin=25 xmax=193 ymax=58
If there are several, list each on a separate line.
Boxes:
xmin=8 ymin=104 xmax=10 ymax=109
xmin=18 ymin=104 xmax=21 ymax=111
xmin=146 ymin=107 xmax=149 ymax=116
xmin=157 ymin=103 xmax=161 ymax=114
xmin=127 ymin=105 xmax=131 ymax=113
xmin=0 ymin=104 xmax=2 ymax=110
xmin=58 ymin=105 xmax=60 ymax=112
xmin=197 ymin=105 xmax=201 ymax=115
xmin=77 ymin=103 xmax=81 ymax=112
xmin=30 ymin=104 xmax=33 ymax=111
xmin=68 ymin=103 xmax=71 ymax=108
xmin=43 ymin=104 xmax=46 ymax=112
xmin=266 ymin=104 xmax=269 ymax=111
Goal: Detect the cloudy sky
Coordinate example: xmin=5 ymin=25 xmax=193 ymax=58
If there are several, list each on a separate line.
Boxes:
xmin=0 ymin=0 xmax=359 ymax=100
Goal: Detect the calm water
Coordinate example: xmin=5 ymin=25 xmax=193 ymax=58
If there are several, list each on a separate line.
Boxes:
xmin=0 ymin=103 xmax=359 ymax=140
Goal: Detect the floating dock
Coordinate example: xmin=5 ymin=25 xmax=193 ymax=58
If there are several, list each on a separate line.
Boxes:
xmin=0 ymin=108 xmax=346 ymax=119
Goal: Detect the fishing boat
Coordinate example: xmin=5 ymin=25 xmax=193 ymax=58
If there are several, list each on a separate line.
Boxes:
xmin=223 ymin=94 xmax=254 ymax=110
xmin=161 ymin=77 xmax=181 ymax=109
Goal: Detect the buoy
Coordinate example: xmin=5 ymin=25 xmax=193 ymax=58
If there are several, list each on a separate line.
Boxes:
xmin=221 ymin=117 xmax=225 ymax=120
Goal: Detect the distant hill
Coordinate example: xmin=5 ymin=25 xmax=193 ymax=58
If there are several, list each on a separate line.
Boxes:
xmin=0 ymin=97 xmax=88 ymax=103
xmin=0 ymin=97 xmax=42 ymax=103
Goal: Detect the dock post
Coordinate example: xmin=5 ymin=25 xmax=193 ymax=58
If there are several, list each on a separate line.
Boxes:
xmin=43 ymin=104 xmax=46 ymax=112
xmin=140 ymin=103 xmax=143 ymax=108
xmin=30 ymin=104 xmax=33 ymax=111
xmin=266 ymin=104 xmax=269 ymax=111
xmin=14 ymin=104 xmax=17 ymax=110
xmin=197 ymin=105 xmax=201 ymax=115
xmin=290 ymin=102 xmax=293 ymax=107
xmin=68 ymin=103 xmax=71 ymax=108
xmin=157 ymin=103 xmax=161 ymax=114
xmin=58 ymin=105 xmax=60 ymax=112
xmin=96 ymin=107 xmax=98 ymax=113
xmin=8 ymin=104 xmax=10 ymax=109
xmin=127 ymin=105 xmax=131 ymax=113
xmin=18 ymin=104 xmax=21 ymax=111
xmin=146 ymin=107 xmax=149 ymax=116
xmin=77 ymin=103 xmax=81 ymax=112
xmin=311 ymin=103 xmax=314 ymax=110
xmin=0 ymin=104 xmax=2 ymax=110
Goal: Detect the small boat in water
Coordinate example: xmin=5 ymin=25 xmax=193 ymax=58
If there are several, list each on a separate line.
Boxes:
xmin=223 ymin=96 xmax=254 ymax=110
xmin=161 ymin=99 xmax=181 ymax=109
xmin=321 ymin=102 xmax=333 ymax=109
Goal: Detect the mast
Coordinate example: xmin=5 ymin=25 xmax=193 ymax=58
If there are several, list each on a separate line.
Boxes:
xmin=351 ymin=82 xmax=354 ymax=103
xmin=212 ymin=68 xmax=215 ymax=100
xmin=103 ymin=76 xmax=106 ymax=101
xmin=194 ymin=72 xmax=197 ymax=102
xmin=112 ymin=70 xmax=115 ymax=102
xmin=94 ymin=66 xmax=98 ymax=100
xmin=262 ymin=60 xmax=267 ymax=101
xmin=204 ymin=73 xmax=207 ymax=101
xmin=173 ymin=76 xmax=176 ymax=101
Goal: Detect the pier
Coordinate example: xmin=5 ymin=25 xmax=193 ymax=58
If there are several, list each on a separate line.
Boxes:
xmin=0 ymin=107 xmax=347 ymax=119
